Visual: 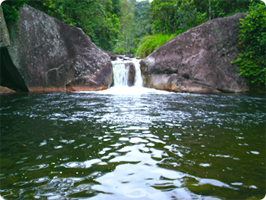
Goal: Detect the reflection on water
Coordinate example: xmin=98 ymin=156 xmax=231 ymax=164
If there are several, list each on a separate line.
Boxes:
xmin=0 ymin=91 xmax=265 ymax=199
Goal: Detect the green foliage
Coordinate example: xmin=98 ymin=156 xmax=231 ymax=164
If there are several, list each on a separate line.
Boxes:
xmin=135 ymin=33 xmax=177 ymax=58
xmin=1 ymin=0 xmax=27 ymax=24
xmin=150 ymin=0 xmax=200 ymax=34
xmin=194 ymin=0 xmax=262 ymax=20
xmin=136 ymin=0 xmax=205 ymax=58
xmin=231 ymin=1 xmax=266 ymax=89
xmin=114 ymin=48 xmax=125 ymax=55
xmin=116 ymin=0 xmax=135 ymax=53
xmin=2 ymin=0 xmax=122 ymax=51
xmin=27 ymin=0 xmax=120 ymax=51
xmin=112 ymin=0 xmax=122 ymax=17
xmin=136 ymin=0 xmax=263 ymax=60
xmin=195 ymin=11 xmax=208 ymax=25
xmin=134 ymin=0 xmax=152 ymax=38
xmin=4 ymin=0 xmax=262 ymax=64
xmin=114 ymin=0 xmax=151 ymax=54
xmin=128 ymin=47 xmax=136 ymax=54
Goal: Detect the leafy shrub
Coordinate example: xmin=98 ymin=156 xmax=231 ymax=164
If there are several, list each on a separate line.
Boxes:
xmin=1 ymin=0 xmax=27 ymax=24
xmin=114 ymin=48 xmax=125 ymax=55
xmin=128 ymin=47 xmax=136 ymax=54
xmin=135 ymin=33 xmax=181 ymax=58
xmin=195 ymin=12 xmax=208 ymax=25
xmin=231 ymin=1 xmax=266 ymax=89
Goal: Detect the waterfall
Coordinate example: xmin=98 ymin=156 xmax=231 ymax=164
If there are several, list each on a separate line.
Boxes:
xmin=112 ymin=62 xmax=130 ymax=86
xmin=111 ymin=58 xmax=143 ymax=87
xmin=132 ymin=59 xmax=143 ymax=87
xmin=74 ymin=57 xmax=170 ymax=94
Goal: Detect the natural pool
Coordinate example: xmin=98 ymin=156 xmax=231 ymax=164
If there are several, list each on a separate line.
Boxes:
xmin=0 ymin=90 xmax=265 ymax=199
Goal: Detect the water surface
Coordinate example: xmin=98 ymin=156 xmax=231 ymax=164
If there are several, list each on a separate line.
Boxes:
xmin=0 ymin=91 xmax=265 ymax=199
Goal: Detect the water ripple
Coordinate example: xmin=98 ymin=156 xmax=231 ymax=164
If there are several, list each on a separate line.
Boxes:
xmin=0 ymin=92 xmax=265 ymax=199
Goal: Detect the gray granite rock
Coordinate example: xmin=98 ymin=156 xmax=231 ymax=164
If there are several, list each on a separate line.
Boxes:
xmin=0 ymin=6 xmax=10 ymax=48
xmin=1 ymin=4 xmax=112 ymax=92
xmin=140 ymin=13 xmax=249 ymax=93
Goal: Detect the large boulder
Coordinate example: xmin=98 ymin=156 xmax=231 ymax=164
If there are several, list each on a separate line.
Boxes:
xmin=0 ymin=4 xmax=112 ymax=92
xmin=140 ymin=13 xmax=249 ymax=93
xmin=0 ymin=6 xmax=25 ymax=91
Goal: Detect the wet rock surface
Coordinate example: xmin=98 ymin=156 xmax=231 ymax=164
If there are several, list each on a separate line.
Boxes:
xmin=140 ymin=13 xmax=249 ymax=93
xmin=125 ymin=63 xmax=135 ymax=86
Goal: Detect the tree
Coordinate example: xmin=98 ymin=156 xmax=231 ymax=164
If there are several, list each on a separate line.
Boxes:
xmin=150 ymin=0 xmax=200 ymax=34
xmin=117 ymin=0 xmax=135 ymax=52
xmin=111 ymin=0 xmax=122 ymax=17
xmin=134 ymin=0 xmax=152 ymax=39
xmin=26 ymin=0 xmax=120 ymax=51
xmin=194 ymin=0 xmax=262 ymax=20
xmin=231 ymin=1 xmax=266 ymax=89
xmin=2 ymin=0 xmax=121 ymax=51
xmin=113 ymin=0 xmax=152 ymax=54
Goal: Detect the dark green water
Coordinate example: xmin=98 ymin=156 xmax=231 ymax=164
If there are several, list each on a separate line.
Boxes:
xmin=0 ymin=91 xmax=265 ymax=199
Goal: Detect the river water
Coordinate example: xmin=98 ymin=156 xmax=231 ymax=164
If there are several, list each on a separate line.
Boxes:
xmin=0 ymin=59 xmax=265 ymax=199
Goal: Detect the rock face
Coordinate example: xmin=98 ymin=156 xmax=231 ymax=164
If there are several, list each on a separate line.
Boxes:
xmin=125 ymin=63 xmax=135 ymax=86
xmin=0 ymin=4 xmax=112 ymax=92
xmin=140 ymin=13 xmax=249 ymax=93
xmin=104 ymin=50 xmax=118 ymax=61
xmin=1 ymin=6 xmax=28 ymax=92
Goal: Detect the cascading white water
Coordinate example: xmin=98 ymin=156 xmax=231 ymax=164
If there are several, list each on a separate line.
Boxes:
xmin=93 ymin=57 xmax=170 ymax=95
xmin=112 ymin=62 xmax=130 ymax=86
xmin=73 ymin=57 xmax=170 ymax=94
xmin=111 ymin=58 xmax=143 ymax=87
xmin=132 ymin=59 xmax=143 ymax=87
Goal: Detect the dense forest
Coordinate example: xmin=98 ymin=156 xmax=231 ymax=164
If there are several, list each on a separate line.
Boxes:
xmin=2 ymin=0 xmax=266 ymax=88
